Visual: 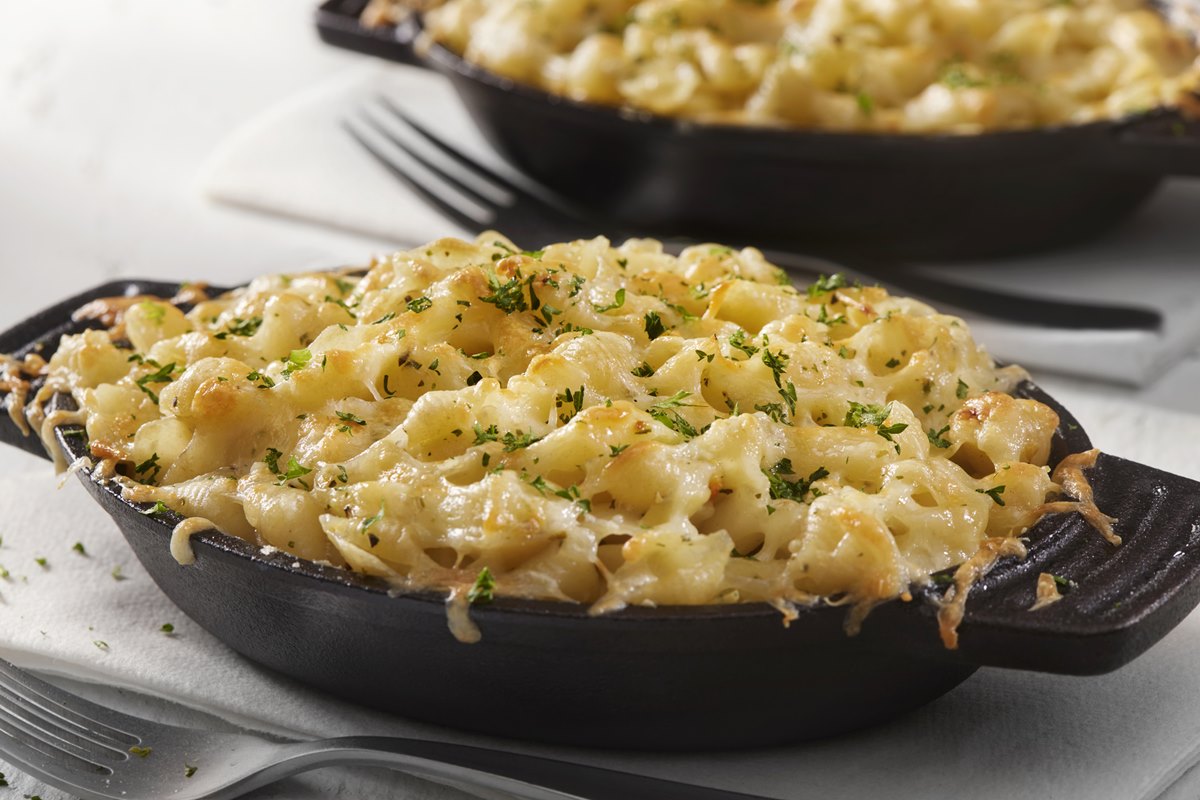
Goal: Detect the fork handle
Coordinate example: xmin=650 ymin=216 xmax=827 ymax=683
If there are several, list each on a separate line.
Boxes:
xmin=254 ymin=737 xmax=767 ymax=800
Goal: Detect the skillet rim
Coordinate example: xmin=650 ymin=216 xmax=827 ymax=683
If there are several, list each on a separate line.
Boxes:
xmin=412 ymin=17 xmax=1200 ymax=146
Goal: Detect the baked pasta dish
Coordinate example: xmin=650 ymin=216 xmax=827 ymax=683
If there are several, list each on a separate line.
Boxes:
xmin=372 ymin=0 xmax=1200 ymax=132
xmin=7 ymin=235 xmax=1112 ymax=644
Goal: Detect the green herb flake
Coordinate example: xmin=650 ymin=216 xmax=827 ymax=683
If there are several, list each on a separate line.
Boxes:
xmin=978 ymin=485 xmax=1006 ymax=506
xmin=72 ymin=542 xmax=87 ymax=556
xmin=407 ymin=296 xmax=433 ymax=313
xmin=479 ymin=273 xmax=528 ymax=314
xmin=593 ymin=288 xmax=626 ymax=313
xmin=845 ymin=401 xmax=908 ymax=452
xmin=215 ymin=316 xmax=262 ymax=339
xmin=729 ymin=329 xmax=759 ymax=358
xmin=763 ymin=459 xmax=829 ymax=504
xmin=185 ymin=765 xmax=198 ymax=778
xmin=135 ymin=361 xmax=177 ymax=404
xmin=643 ymin=311 xmax=666 ymax=340
xmin=134 ymin=452 xmax=162 ymax=484
xmin=138 ymin=301 xmax=167 ymax=324
xmin=927 ymin=425 xmax=952 ymax=448
xmin=648 ymin=391 xmax=700 ymax=439
xmin=129 ymin=746 xmax=152 ymax=758
xmin=806 ymin=274 xmax=848 ymax=299
xmin=468 ymin=566 xmax=496 ymax=605
xmin=336 ymin=410 xmax=367 ymax=427
xmin=160 ymin=623 xmax=175 ymax=634
xmin=282 ymin=349 xmax=312 ymax=379
xmin=956 ymin=378 xmax=970 ymax=399
xmin=631 ymin=362 xmax=655 ymax=378
xmin=361 ymin=505 xmax=385 ymax=534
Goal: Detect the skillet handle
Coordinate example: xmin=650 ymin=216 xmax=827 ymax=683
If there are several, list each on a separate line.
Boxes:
xmin=0 ymin=279 xmax=201 ymax=461
xmin=937 ymin=452 xmax=1200 ymax=675
xmin=314 ymin=0 xmax=427 ymax=69
xmin=1112 ymin=107 xmax=1200 ymax=176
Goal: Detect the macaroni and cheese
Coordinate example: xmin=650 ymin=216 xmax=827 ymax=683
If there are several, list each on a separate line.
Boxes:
xmin=19 ymin=235 xmax=1108 ymax=643
xmin=400 ymin=0 xmax=1200 ymax=132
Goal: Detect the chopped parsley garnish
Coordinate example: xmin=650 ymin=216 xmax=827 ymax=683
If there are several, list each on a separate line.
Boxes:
xmin=215 ymin=316 xmax=262 ymax=339
xmin=806 ymin=273 xmax=848 ymax=299
xmin=856 ymin=91 xmax=874 ymax=116
xmin=94 ymin=640 xmax=109 ymax=651
xmin=406 ymin=296 xmax=433 ymax=313
xmin=593 ymin=288 xmax=626 ymax=313
xmin=466 ymin=370 xmax=483 ymax=386
xmin=978 ymin=485 xmax=1006 ymax=506
xmin=927 ymin=425 xmax=952 ymax=448
xmin=479 ymin=272 xmax=528 ymax=314
xmin=281 ymin=348 xmax=312 ymax=379
xmin=553 ymin=484 xmax=591 ymax=515
xmin=648 ymin=391 xmax=700 ymax=439
xmin=729 ymin=329 xmax=759 ymax=358
xmin=246 ymin=370 xmax=275 ymax=389
xmin=361 ymin=505 xmax=385 ymax=534
xmin=129 ymin=746 xmax=152 ymax=758
xmin=844 ymin=401 xmax=908 ymax=452
xmin=334 ymin=277 xmax=355 ymax=295
xmin=631 ymin=362 xmax=655 ymax=378
xmin=556 ymin=386 xmax=585 ymax=424
xmin=885 ymin=358 xmax=901 ymax=368
xmin=135 ymin=361 xmax=176 ymax=404
xmin=72 ymin=542 xmax=86 ymax=556
xmin=34 ymin=557 xmax=47 ymax=568
xmin=135 ymin=452 xmax=162 ymax=484
xmin=643 ymin=311 xmax=666 ymax=340
xmin=160 ymin=623 xmax=175 ymax=634
xmin=763 ymin=459 xmax=829 ymax=503
xmin=370 ymin=311 xmax=397 ymax=325
xmin=141 ymin=500 xmax=170 ymax=516
xmin=609 ymin=443 xmax=629 ymax=457
xmin=468 ymin=566 xmax=495 ymax=605
xmin=761 ymin=346 xmax=789 ymax=387
xmin=778 ymin=381 xmax=798 ymax=418
xmin=138 ymin=301 xmax=166 ymax=324
xmin=956 ymin=378 xmax=970 ymax=399
xmin=336 ymin=410 xmax=366 ymax=427
xmin=815 ymin=305 xmax=847 ymax=326
xmin=324 ymin=295 xmax=359 ymax=318
xmin=754 ymin=402 xmax=786 ymax=424
xmin=266 ymin=449 xmax=311 ymax=488
xmin=185 ymin=765 xmax=198 ymax=778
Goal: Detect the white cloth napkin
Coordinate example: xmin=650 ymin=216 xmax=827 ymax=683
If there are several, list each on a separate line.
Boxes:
xmin=199 ymin=63 xmax=1200 ymax=388
xmin=1 ymin=387 xmax=1200 ymax=800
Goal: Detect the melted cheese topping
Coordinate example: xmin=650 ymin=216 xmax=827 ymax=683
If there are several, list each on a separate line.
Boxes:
xmin=27 ymin=233 xmax=1083 ymax=634
xmin=415 ymin=0 xmax=1200 ymax=132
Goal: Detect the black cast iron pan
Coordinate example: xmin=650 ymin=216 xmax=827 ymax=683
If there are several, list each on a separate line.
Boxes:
xmin=4 ymin=279 xmax=1200 ymax=750
xmin=315 ymin=0 xmax=1200 ymax=262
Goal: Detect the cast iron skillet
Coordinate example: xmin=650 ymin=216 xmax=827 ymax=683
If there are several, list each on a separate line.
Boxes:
xmin=5 ymin=280 xmax=1200 ymax=750
xmin=315 ymin=0 xmax=1200 ymax=261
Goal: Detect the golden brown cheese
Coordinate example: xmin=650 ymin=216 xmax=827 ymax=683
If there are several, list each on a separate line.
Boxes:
xmin=415 ymin=0 xmax=1200 ymax=132
xmin=27 ymin=233 xmax=1105 ymax=639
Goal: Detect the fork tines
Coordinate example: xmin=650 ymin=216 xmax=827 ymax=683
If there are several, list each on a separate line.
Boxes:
xmin=0 ymin=659 xmax=139 ymax=780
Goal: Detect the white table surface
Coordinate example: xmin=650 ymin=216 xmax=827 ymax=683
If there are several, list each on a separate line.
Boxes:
xmin=1 ymin=3 xmax=1200 ymax=798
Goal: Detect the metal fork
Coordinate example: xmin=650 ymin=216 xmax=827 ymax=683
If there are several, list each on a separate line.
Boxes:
xmin=343 ymin=96 xmax=1163 ymax=332
xmin=0 ymin=657 xmax=773 ymax=800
